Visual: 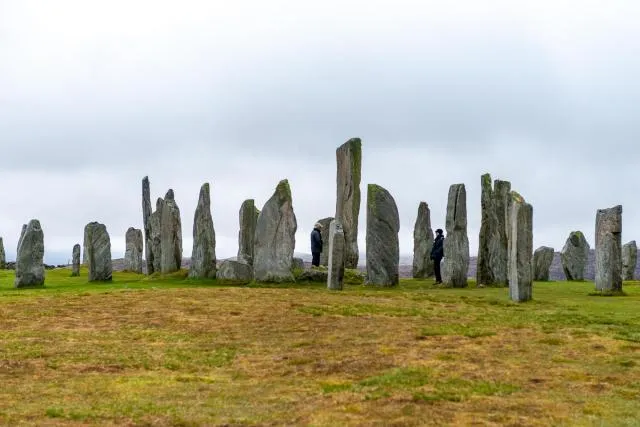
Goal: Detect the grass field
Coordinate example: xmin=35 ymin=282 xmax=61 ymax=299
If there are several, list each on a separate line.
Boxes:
xmin=0 ymin=268 xmax=639 ymax=426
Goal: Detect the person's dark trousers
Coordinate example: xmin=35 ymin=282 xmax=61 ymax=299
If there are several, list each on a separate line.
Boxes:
xmin=312 ymin=252 xmax=321 ymax=267
xmin=434 ymin=258 xmax=442 ymax=283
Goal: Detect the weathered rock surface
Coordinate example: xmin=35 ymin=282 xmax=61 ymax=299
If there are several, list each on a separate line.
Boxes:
xmin=595 ymin=205 xmax=623 ymax=292
xmin=150 ymin=198 xmax=163 ymax=273
xmin=238 ymin=199 xmax=260 ymax=265
xmin=336 ymin=138 xmax=362 ymax=269
xmin=477 ymin=174 xmax=511 ymax=286
xmin=561 ymin=231 xmax=590 ymax=281
xmin=533 ymin=246 xmax=554 ymax=281
xmin=0 ymin=237 xmax=5 ymax=269
xmin=15 ymin=220 xmax=45 ymax=288
xmin=317 ymin=217 xmax=334 ymax=266
xmin=443 ymin=184 xmax=469 ymax=288
xmin=507 ymin=193 xmax=533 ymax=302
xmin=142 ymin=176 xmax=154 ymax=274
xmin=366 ymin=184 xmax=399 ymax=287
xmin=253 ymin=179 xmax=297 ymax=282
xmin=124 ymin=227 xmax=143 ymax=273
xmin=160 ymin=189 xmax=183 ymax=274
xmin=84 ymin=222 xmax=112 ymax=282
xmin=327 ymin=219 xmax=345 ymax=290
xmin=217 ymin=260 xmax=253 ymax=283
xmin=412 ymin=202 xmax=434 ymax=279
xmin=72 ymin=243 xmax=81 ymax=276
xmin=622 ymin=240 xmax=637 ymax=281
xmin=298 ymin=268 xmax=328 ymax=282
xmin=189 ymin=183 xmax=216 ymax=279
xmin=292 ymin=257 xmax=305 ymax=270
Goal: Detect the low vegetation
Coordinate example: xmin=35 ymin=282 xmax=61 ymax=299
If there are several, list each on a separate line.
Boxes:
xmin=0 ymin=268 xmax=639 ymax=425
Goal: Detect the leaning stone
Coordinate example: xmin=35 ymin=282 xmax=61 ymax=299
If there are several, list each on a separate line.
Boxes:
xmin=124 ymin=227 xmax=144 ymax=273
xmin=15 ymin=220 xmax=45 ymax=288
xmin=189 ymin=183 xmax=217 ymax=279
xmin=160 ymin=189 xmax=183 ymax=274
xmin=292 ymin=257 xmax=305 ymax=270
xmin=507 ymin=192 xmax=533 ymax=302
xmin=533 ymin=246 xmax=554 ymax=281
xmin=237 ymin=199 xmax=260 ymax=265
xmin=412 ymin=202 xmax=434 ymax=278
xmin=84 ymin=222 xmax=112 ymax=282
xmin=71 ymin=243 xmax=81 ymax=276
xmin=595 ymin=205 xmax=623 ymax=293
xmin=317 ymin=217 xmax=334 ymax=266
xmin=560 ymin=231 xmax=590 ymax=281
xmin=443 ymin=184 xmax=470 ymax=288
xmin=217 ymin=259 xmax=253 ymax=283
xmin=622 ymin=240 xmax=637 ymax=281
xmin=335 ymin=138 xmax=362 ymax=269
xmin=366 ymin=184 xmax=400 ymax=287
xmin=150 ymin=198 xmax=163 ymax=273
xmin=142 ymin=176 xmax=154 ymax=274
xmin=327 ymin=220 xmax=345 ymax=290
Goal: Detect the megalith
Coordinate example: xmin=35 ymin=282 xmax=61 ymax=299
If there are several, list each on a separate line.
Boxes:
xmin=533 ymin=246 xmax=554 ymax=281
xmin=190 ymin=183 xmax=216 ymax=279
xmin=595 ymin=205 xmax=622 ymax=293
xmin=366 ymin=184 xmax=399 ymax=287
xmin=71 ymin=243 xmax=81 ymax=276
xmin=253 ymin=179 xmax=297 ymax=282
xmin=560 ymin=231 xmax=589 ymax=281
xmin=217 ymin=259 xmax=253 ymax=283
xmin=507 ymin=192 xmax=533 ymax=302
xmin=142 ymin=176 xmax=154 ymax=274
xmin=335 ymin=138 xmax=362 ymax=269
xmin=237 ymin=199 xmax=260 ymax=265
xmin=317 ymin=216 xmax=334 ymax=266
xmin=124 ymin=227 xmax=143 ymax=273
xmin=150 ymin=197 xmax=163 ymax=273
xmin=0 ymin=237 xmax=5 ymax=269
xmin=412 ymin=201 xmax=434 ymax=279
xmin=327 ymin=219 xmax=345 ymax=290
xmin=477 ymin=174 xmax=511 ymax=286
xmin=443 ymin=184 xmax=469 ymax=288
xmin=84 ymin=222 xmax=112 ymax=282
xmin=15 ymin=220 xmax=45 ymax=288
xmin=160 ymin=189 xmax=183 ymax=274
xmin=622 ymin=240 xmax=637 ymax=281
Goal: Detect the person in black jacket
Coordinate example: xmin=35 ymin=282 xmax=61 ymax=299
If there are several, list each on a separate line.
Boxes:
xmin=430 ymin=228 xmax=444 ymax=284
xmin=310 ymin=223 xmax=323 ymax=267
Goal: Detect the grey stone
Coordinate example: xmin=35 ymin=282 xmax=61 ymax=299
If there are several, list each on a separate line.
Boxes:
xmin=508 ymin=192 xmax=533 ymax=302
xmin=533 ymin=246 xmax=554 ymax=281
xmin=412 ymin=202 xmax=434 ymax=278
xmin=317 ymin=217 xmax=334 ymax=266
xmin=595 ymin=205 xmax=623 ymax=292
xmin=149 ymin=198 xmax=163 ymax=273
xmin=189 ymin=183 xmax=217 ymax=279
xmin=622 ymin=240 xmax=637 ymax=281
xmin=292 ymin=257 xmax=305 ymax=270
xmin=237 ymin=199 xmax=260 ymax=265
xmin=477 ymin=174 xmax=511 ymax=286
xmin=560 ymin=231 xmax=590 ymax=281
xmin=0 ymin=237 xmax=5 ymax=269
xmin=327 ymin=219 xmax=345 ymax=290
xmin=124 ymin=227 xmax=143 ymax=273
xmin=297 ymin=268 xmax=328 ymax=282
xmin=443 ymin=184 xmax=470 ymax=288
xmin=366 ymin=184 xmax=399 ymax=287
xmin=217 ymin=260 xmax=252 ymax=283
xmin=15 ymin=220 xmax=45 ymax=288
xmin=160 ymin=189 xmax=183 ymax=274
xmin=84 ymin=222 xmax=112 ymax=282
xmin=142 ymin=176 xmax=154 ymax=274
xmin=72 ymin=243 xmax=80 ymax=276
xmin=253 ymin=179 xmax=297 ymax=282
xmin=335 ymin=138 xmax=362 ymax=269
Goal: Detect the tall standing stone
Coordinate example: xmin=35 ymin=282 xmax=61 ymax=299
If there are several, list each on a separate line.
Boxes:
xmin=533 ymin=246 xmax=554 ymax=281
xmin=15 ymin=220 xmax=45 ymax=288
xmin=366 ymin=184 xmax=400 ymax=287
xmin=71 ymin=244 xmax=81 ymax=276
xmin=327 ymin=220 xmax=345 ymax=290
xmin=560 ymin=231 xmax=589 ymax=281
xmin=317 ymin=217 xmax=334 ymax=266
xmin=335 ymin=138 xmax=362 ymax=269
xmin=0 ymin=237 xmax=5 ymax=269
xmin=622 ymin=240 xmax=637 ymax=281
xmin=84 ymin=222 xmax=112 ymax=282
xmin=412 ymin=202 xmax=434 ymax=278
xmin=124 ymin=227 xmax=143 ymax=273
xmin=477 ymin=174 xmax=511 ymax=286
xmin=595 ymin=205 xmax=623 ymax=293
xmin=189 ymin=183 xmax=216 ymax=279
xmin=237 ymin=199 xmax=260 ymax=265
xmin=150 ymin=198 xmax=163 ymax=273
xmin=443 ymin=184 xmax=469 ymax=288
xmin=142 ymin=176 xmax=154 ymax=274
xmin=508 ymin=192 xmax=533 ymax=302
xmin=253 ymin=179 xmax=297 ymax=282
xmin=160 ymin=189 xmax=183 ymax=274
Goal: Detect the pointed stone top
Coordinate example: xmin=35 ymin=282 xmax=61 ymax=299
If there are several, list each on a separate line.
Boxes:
xmin=165 ymin=189 xmax=175 ymax=200
xmin=275 ymin=179 xmax=292 ymax=202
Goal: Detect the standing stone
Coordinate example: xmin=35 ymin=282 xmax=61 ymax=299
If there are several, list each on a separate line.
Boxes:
xmin=189 ymin=183 xmax=216 ymax=279
xmin=84 ymin=222 xmax=112 ymax=282
xmin=142 ymin=176 xmax=154 ymax=274
xmin=317 ymin=217 xmax=334 ymax=266
xmin=412 ymin=202 xmax=434 ymax=278
xmin=253 ymin=179 xmax=297 ymax=282
xmin=237 ymin=199 xmax=260 ymax=265
xmin=0 ymin=237 xmax=5 ymax=269
xmin=477 ymin=174 xmax=511 ymax=286
xmin=150 ymin=198 xmax=163 ymax=273
xmin=335 ymin=138 xmax=362 ymax=269
xmin=160 ymin=189 xmax=183 ymax=274
xmin=595 ymin=205 xmax=623 ymax=293
xmin=82 ymin=237 xmax=87 ymax=265
xmin=71 ymin=244 xmax=81 ymax=276
xmin=508 ymin=192 xmax=533 ymax=302
xmin=533 ymin=246 xmax=554 ymax=281
xmin=622 ymin=241 xmax=637 ymax=281
xmin=327 ymin=219 xmax=345 ymax=290
xmin=442 ymin=184 xmax=469 ymax=288
xmin=15 ymin=219 xmax=45 ymax=288
xmin=124 ymin=227 xmax=143 ymax=273
xmin=366 ymin=184 xmax=399 ymax=287
xmin=560 ymin=231 xmax=590 ymax=281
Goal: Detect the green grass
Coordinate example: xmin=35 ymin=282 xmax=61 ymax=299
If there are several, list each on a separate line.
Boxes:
xmin=0 ymin=267 xmax=640 ymax=425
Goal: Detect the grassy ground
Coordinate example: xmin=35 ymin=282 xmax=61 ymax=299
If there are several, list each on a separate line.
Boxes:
xmin=0 ymin=268 xmax=639 ymax=426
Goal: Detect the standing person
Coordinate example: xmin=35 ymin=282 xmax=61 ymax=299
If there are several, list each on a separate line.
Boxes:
xmin=310 ymin=222 xmax=323 ymax=267
xmin=430 ymin=228 xmax=445 ymax=284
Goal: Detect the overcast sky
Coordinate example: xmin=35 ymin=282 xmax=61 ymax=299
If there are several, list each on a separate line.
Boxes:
xmin=1 ymin=0 xmax=639 ymax=264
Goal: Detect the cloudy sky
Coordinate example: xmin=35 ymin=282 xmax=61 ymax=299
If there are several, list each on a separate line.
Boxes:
xmin=1 ymin=0 xmax=639 ymax=264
